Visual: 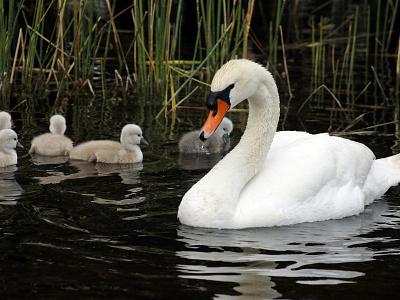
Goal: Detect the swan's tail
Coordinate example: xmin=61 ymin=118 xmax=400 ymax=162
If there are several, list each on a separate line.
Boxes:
xmin=364 ymin=153 xmax=400 ymax=205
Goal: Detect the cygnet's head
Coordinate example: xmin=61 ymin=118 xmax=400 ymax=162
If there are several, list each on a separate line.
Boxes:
xmin=49 ymin=115 xmax=67 ymax=135
xmin=214 ymin=117 xmax=233 ymax=144
xmin=0 ymin=111 xmax=12 ymax=130
xmin=0 ymin=129 xmax=23 ymax=151
xmin=120 ymin=124 xmax=149 ymax=147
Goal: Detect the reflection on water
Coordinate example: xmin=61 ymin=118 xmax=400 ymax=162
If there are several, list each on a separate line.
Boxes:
xmin=0 ymin=166 xmax=23 ymax=205
xmin=177 ymin=200 xmax=400 ymax=299
xmin=32 ymin=158 xmax=146 ymax=221
xmin=34 ymin=158 xmax=143 ymax=185
xmin=178 ymin=153 xmax=226 ymax=170
xmin=30 ymin=154 xmax=69 ymax=165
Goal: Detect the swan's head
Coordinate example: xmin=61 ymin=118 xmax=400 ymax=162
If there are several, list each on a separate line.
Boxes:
xmin=121 ymin=124 xmax=149 ymax=147
xmin=0 ymin=111 xmax=12 ymax=130
xmin=49 ymin=115 xmax=67 ymax=135
xmin=0 ymin=129 xmax=24 ymax=151
xmin=199 ymin=59 xmax=269 ymax=141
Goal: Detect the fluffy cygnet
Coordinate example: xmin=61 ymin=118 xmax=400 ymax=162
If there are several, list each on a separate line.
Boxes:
xmin=0 ymin=111 xmax=12 ymax=130
xmin=0 ymin=129 xmax=24 ymax=167
xmin=29 ymin=115 xmax=73 ymax=156
xmin=179 ymin=117 xmax=233 ymax=153
xmin=69 ymin=124 xmax=149 ymax=163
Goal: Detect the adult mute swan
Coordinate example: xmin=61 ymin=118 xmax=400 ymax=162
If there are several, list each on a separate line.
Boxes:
xmin=0 ymin=129 xmax=24 ymax=167
xmin=179 ymin=117 xmax=233 ymax=153
xmin=70 ymin=124 xmax=148 ymax=163
xmin=29 ymin=115 xmax=73 ymax=156
xmin=0 ymin=111 xmax=12 ymax=130
xmin=178 ymin=59 xmax=400 ymax=229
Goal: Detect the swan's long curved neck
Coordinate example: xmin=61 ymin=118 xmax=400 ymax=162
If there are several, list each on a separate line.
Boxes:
xmin=201 ymin=81 xmax=279 ymax=218
xmin=238 ymin=83 xmax=280 ymax=176
xmin=178 ymin=74 xmax=280 ymax=227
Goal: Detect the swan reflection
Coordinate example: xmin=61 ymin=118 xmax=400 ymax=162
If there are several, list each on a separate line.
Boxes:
xmin=177 ymin=200 xmax=400 ymax=298
xmin=34 ymin=160 xmax=143 ymax=185
xmin=0 ymin=165 xmax=23 ymax=205
xmin=178 ymin=153 xmax=226 ymax=170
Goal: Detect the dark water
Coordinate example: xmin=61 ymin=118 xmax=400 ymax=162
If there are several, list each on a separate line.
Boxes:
xmin=1 ymin=93 xmax=400 ymax=299
xmin=2 ymin=42 xmax=400 ymax=298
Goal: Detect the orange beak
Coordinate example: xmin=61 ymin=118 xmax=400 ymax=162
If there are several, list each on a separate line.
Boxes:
xmin=199 ymin=99 xmax=230 ymax=141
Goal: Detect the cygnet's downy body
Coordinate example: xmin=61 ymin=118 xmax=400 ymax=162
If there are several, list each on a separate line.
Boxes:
xmin=69 ymin=124 xmax=148 ymax=163
xmin=179 ymin=117 xmax=233 ymax=153
xmin=0 ymin=129 xmax=24 ymax=167
xmin=0 ymin=111 xmax=12 ymax=130
xmin=29 ymin=115 xmax=73 ymax=156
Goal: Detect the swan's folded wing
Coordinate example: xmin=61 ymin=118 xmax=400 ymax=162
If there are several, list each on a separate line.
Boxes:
xmin=235 ymin=133 xmax=375 ymax=227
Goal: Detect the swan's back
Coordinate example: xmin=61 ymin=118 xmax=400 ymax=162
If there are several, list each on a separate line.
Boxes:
xmin=69 ymin=124 xmax=147 ymax=163
xmin=235 ymin=132 xmax=390 ymax=228
xmin=70 ymin=140 xmax=126 ymax=162
xmin=29 ymin=115 xmax=73 ymax=156
xmin=0 ymin=111 xmax=12 ymax=130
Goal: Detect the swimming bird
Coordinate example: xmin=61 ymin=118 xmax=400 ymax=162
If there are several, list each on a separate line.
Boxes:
xmin=29 ymin=115 xmax=73 ymax=156
xmin=179 ymin=117 xmax=233 ymax=153
xmin=69 ymin=124 xmax=148 ymax=163
xmin=178 ymin=59 xmax=400 ymax=229
xmin=0 ymin=111 xmax=12 ymax=130
xmin=0 ymin=129 xmax=24 ymax=168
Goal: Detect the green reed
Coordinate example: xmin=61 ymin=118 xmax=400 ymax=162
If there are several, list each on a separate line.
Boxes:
xmin=1 ymin=0 xmax=398 ymax=112
xmin=268 ymin=0 xmax=285 ymax=65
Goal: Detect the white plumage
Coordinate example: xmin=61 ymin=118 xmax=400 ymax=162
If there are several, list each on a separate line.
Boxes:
xmin=29 ymin=115 xmax=73 ymax=156
xmin=69 ymin=124 xmax=148 ymax=163
xmin=178 ymin=59 xmax=400 ymax=229
xmin=0 ymin=111 xmax=12 ymax=130
xmin=0 ymin=129 xmax=23 ymax=167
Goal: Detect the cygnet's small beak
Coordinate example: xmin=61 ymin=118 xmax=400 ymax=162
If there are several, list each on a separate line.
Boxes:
xmin=222 ymin=133 xmax=230 ymax=144
xmin=17 ymin=141 xmax=24 ymax=149
xmin=140 ymin=137 xmax=149 ymax=146
xmin=199 ymin=99 xmax=230 ymax=142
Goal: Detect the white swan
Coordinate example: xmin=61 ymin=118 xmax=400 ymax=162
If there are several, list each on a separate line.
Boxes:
xmin=70 ymin=124 xmax=148 ymax=163
xmin=179 ymin=117 xmax=233 ymax=153
xmin=29 ymin=115 xmax=73 ymax=156
xmin=0 ymin=129 xmax=24 ymax=167
xmin=178 ymin=59 xmax=400 ymax=229
xmin=0 ymin=111 xmax=12 ymax=130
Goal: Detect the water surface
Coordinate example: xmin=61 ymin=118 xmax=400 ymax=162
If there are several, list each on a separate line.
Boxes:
xmin=1 ymin=98 xmax=399 ymax=299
